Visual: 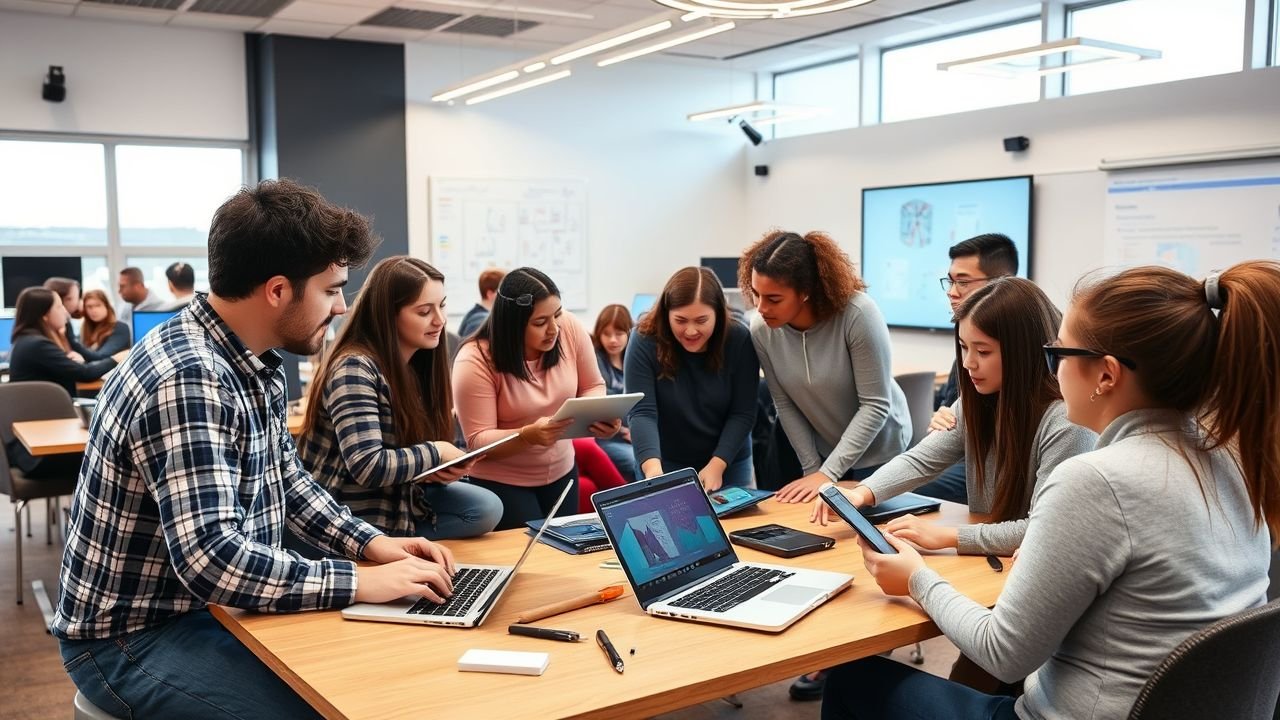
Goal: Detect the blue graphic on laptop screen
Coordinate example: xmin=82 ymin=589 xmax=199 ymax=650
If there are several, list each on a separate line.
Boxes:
xmin=602 ymin=482 xmax=729 ymax=589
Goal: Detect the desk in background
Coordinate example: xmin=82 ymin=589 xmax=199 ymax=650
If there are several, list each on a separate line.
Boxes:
xmin=12 ymin=414 xmax=307 ymax=457
xmin=213 ymin=500 xmax=1005 ymax=720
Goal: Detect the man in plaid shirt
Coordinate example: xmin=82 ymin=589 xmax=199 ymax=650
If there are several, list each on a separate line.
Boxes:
xmin=52 ymin=179 xmax=458 ymax=719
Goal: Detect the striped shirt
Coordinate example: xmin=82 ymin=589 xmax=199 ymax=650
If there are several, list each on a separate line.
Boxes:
xmin=51 ymin=295 xmax=382 ymax=641
xmin=297 ymin=353 xmax=442 ymax=536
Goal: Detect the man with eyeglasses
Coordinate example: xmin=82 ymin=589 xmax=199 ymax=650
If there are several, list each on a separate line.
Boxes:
xmin=912 ymin=233 xmax=1019 ymax=504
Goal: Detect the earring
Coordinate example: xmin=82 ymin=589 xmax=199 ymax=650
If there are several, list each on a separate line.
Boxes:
xmin=1089 ymin=387 xmax=1102 ymax=402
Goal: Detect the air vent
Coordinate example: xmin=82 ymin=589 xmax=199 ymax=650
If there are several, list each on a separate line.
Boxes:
xmin=83 ymin=0 xmax=185 ymax=9
xmin=361 ymin=8 xmax=462 ymax=30
xmin=188 ymin=0 xmax=292 ymax=17
xmin=441 ymin=15 xmax=540 ymax=37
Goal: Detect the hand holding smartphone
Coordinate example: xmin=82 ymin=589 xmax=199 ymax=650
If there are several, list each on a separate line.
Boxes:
xmin=818 ymin=485 xmax=898 ymax=555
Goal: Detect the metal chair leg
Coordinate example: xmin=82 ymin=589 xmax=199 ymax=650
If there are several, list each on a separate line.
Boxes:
xmin=910 ymin=642 xmax=925 ymax=664
xmin=15 ymin=502 xmax=25 ymax=605
xmin=24 ymin=502 xmax=31 ymax=538
xmin=720 ymin=694 xmax=744 ymax=709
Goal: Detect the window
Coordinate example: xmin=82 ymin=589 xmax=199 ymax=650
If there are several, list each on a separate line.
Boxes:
xmin=1066 ymin=0 xmax=1246 ymax=95
xmin=772 ymin=57 xmax=860 ymax=139
xmin=116 ymin=145 xmax=244 ymax=247
xmin=880 ymin=20 xmax=1042 ymax=123
xmin=0 ymin=141 xmax=108 ymax=247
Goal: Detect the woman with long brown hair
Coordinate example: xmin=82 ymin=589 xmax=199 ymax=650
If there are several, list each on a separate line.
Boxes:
xmin=833 ymin=261 xmax=1280 ymax=719
xmin=625 ymin=266 xmax=759 ymax=490
xmin=298 ymin=256 xmax=502 ymax=540
xmin=813 ymin=278 xmax=1096 ymax=556
xmin=79 ymin=289 xmax=131 ymax=356
xmin=591 ymin=303 xmax=637 ymax=480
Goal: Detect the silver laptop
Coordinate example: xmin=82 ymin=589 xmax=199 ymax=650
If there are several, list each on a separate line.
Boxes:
xmin=341 ymin=481 xmax=573 ymax=628
xmin=591 ymin=469 xmax=852 ymax=633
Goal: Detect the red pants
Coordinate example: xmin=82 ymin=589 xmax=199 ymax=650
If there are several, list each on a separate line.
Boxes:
xmin=573 ymin=437 xmax=626 ymax=513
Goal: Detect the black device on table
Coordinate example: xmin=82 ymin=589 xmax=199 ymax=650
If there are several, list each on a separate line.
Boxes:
xmin=818 ymin=485 xmax=898 ymax=555
xmin=728 ymin=524 xmax=835 ymax=558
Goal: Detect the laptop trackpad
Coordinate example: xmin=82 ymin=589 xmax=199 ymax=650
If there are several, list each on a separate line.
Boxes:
xmin=761 ymin=585 xmax=824 ymax=605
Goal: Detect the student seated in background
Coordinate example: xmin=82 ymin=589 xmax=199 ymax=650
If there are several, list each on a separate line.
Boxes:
xmin=591 ymin=303 xmax=637 ymax=481
xmin=8 ymin=287 xmax=124 ymax=400
xmin=626 ymin=267 xmax=760 ymax=491
xmin=916 ymin=233 xmax=1020 ymax=504
xmin=116 ymin=265 xmax=166 ymax=330
xmin=42 ymin=276 xmax=85 ymax=346
xmin=571 ymin=437 xmax=626 ymax=513
xmin=52 ymin=179 xmax=458 ymax=720
xmin=160 ymin=261 xmax=197 ymax=311
xmin=826 ymin=261 xmax=1280 ymax=720
xmin=813 ymin=277 xmax=1096 ymax=556
xmin=458 ymin=267 xmax=505 ymax=338
xmin=453 ymin=267 xmax=618 ymax=530
xmin=298 ymin=256 xmax=502 ymax=541
xmin=78 ymin=289 xmax=131 ymax=356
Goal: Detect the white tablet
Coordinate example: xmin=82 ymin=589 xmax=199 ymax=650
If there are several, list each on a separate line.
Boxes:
xmin=550 ymin=393 xmax=643 ymax=439
xmin=412 ymin=433 xmax=520 ymax=482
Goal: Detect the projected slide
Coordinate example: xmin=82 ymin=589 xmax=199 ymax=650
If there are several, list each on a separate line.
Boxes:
xmin=862 ymin=176 xmax=1032 ymax=330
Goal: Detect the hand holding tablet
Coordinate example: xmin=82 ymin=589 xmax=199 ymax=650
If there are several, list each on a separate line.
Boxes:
xmin=549 ymin=393 xmax=643 ymax=439
xmin=413 ymin=433 xmax=520 ymax=483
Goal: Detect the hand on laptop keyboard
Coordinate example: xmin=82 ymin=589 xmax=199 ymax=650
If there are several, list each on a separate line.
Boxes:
xmin=355 ymin=556 xmax=455 ymax=605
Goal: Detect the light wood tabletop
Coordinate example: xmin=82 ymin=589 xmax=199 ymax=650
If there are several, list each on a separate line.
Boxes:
xmin=211 ymin=498 xmax=1007 ymax=720
xmin=11 ymin=414 xmax=307 ymax=456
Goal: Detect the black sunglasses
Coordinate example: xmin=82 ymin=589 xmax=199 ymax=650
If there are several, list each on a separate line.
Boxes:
xmin=1042 ymin=344 xmax=1138 ymax=375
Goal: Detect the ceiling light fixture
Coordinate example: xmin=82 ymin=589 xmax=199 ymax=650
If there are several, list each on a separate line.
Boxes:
xmin=403 ymin=0 xmax=595 ymax=19
xmin=431 ymin=70 xmax=521 ymax=102
xmin=687 ymin=102 xmax=768 ymax=122
xmin=654 ymin=0 xmax=874 ymax=20
xmin=465 ymin=69 xmax=572 ymax=105
xmin=550 ymin=20 xmax=673 ymax=65
xmin=750 ymin=108 xmax=827 ymax=126
xmin=597 ymin=22 xmax=736 ymax=67
xmin=938 ymin=37 xmax=1160 ymax=78
xmin=523 ymin=61 xmax=547 ymax=73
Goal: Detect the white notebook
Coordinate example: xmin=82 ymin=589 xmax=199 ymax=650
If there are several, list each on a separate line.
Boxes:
xmin=457 ymin=649 xmax=550 ymax=676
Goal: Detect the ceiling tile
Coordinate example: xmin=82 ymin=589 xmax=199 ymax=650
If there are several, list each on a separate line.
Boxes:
xmin=0 ymin=0 xmax=75 ymax=14
xmin=361 ymin=6 xmax=460 ymax=28
xmin=336 ymin=24 xmax=427 ymax=41
xmin=255 ymin=17 xmax=348 ymax=35
xmin=74 ymin=3 xmax=176 ymax=22
xmin=439 ymin=14 xmax=539 ymax=36
xmin=167 ymin=10 xmax=265 ymax=27
xmin=188 ymin=0 xmax=291 ymax=17
xmin=274 ymin=0 xmax=376 ymax=22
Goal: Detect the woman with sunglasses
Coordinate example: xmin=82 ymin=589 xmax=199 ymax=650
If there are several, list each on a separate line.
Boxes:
xmin=298 ymin=256 xmax=503 ymax=540
xmin=825 ymin=261 xmax=1280 ymax=719
xmin=813 ymin=277 xmax=1096 ymax=558
xmin=453 ymin=267 xmax=618 ymax=530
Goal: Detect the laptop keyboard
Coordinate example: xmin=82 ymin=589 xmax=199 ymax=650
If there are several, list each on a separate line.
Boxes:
xmin=669 ymin=566 xmax=794 ymax=613
xmin=407 ymin=567 xmax=500 ymax=617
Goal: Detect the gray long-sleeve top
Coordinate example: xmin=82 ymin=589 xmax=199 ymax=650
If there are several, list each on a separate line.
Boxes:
xmin=908 ymin=409 xmax=1271 ymax=720
xmin=861 ymin=399 xmax=1095 ymax=555
xmin=750 ymin=293 xmax=911 ymax=480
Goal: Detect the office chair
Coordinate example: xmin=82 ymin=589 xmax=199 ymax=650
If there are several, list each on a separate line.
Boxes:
xmin=1127 ymin=598 xmax=1280 ymax=720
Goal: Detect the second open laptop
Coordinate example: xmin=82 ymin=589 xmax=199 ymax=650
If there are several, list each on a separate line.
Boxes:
xmin=592 ymin=468 xmax=853 ymax=633
xmin=341 ymin=480 xmax=574 ymax=628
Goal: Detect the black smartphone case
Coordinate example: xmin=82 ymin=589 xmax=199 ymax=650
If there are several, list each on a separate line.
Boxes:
xmin=728 ymin=524 xmax=836 ymax=559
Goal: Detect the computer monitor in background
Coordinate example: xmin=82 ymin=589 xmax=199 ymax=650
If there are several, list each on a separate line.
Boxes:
xmin=630 ymin=293 xmax=658 ymax=321
xmin=700 ymin=257 xmax=739 ymax=289
xmin=0 ymin=316 xmax=14 ymax=365
xmin=131 ymin=310 xmax=180 ymax=345
xmin=2 ymin=256 xmax=83 ymax=308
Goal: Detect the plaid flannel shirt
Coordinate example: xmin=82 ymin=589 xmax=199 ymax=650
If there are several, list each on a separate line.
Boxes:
xmin=296 ymin=353 xmax=441 ymax=536
xmin=51 ymin=295 xmax=382 ymax=640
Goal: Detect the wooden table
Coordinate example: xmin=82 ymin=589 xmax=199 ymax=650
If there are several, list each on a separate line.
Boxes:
xmin=212 ymin=499 xmax=1007 ymax=720
xmin=11 ymin=414 xmax=306 ymax=457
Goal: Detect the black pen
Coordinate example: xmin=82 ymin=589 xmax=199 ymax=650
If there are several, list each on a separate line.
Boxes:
xmin=986 ymin=555 xmax=1004 ymax=573
xmin=596 ymin=629 xmax=624 ymax=674
xmin=508 ymin=624 xmax=581 ymax=642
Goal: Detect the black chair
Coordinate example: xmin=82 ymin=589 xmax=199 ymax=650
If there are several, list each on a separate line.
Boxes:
xmin=1127 ymin=598 xmax=1280 ymax=720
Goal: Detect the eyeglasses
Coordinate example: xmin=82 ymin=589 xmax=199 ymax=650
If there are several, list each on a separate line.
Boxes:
xmin=498 ymin=291 xmax=533 ymax=307
xmin=1042 ymin=343 xmax=1138 ymax=375
xmin=939 ymin=276 xmax=991 ymax=292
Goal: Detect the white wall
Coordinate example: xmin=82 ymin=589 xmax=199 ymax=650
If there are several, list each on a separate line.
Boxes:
xmin=747 ymin=67 xmax=1280 ymax=372
xmin=0 ymin=11 xmax=247 ymax=140
xmin=404 ymin=43 xmax=755 ymax=320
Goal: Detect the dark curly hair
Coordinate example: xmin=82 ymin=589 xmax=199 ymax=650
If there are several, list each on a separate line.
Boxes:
xmin=738 ymin=230 xmax=866 ymax=322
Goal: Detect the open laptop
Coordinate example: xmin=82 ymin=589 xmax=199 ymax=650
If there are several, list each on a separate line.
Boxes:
xmin=341 ymin=481 xmax=573 ymax=628
xmin=592 ymin=468 xmax=852 ymax=633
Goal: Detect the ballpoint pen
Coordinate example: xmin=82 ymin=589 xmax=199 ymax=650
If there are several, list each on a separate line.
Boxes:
xmin=508 ymin=625 xmax=582 ymax=643
xmin=596 ymin=629 xmax=625 ymax=674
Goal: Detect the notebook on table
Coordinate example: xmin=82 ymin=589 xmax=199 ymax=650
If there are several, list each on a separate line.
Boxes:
xmin=591 ymin=468 xmax=852 ymax=633
xmin=340 ymin=481 xmax=573 ymax=628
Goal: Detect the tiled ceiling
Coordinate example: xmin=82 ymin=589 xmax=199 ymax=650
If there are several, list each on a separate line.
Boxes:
xmin=0 ymin=0 xmax=979 ymax=69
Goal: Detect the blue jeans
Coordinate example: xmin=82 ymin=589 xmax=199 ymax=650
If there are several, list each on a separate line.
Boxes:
xmin=414 ymin=480 xmax=504 ymax=540
xmin=469 ymin=467 xmax=579 ymax=531
xmin=660 ymin=444 xmax=755 ymax=489
xmin=822 ymin=656 xmax=1018 ymax=720
xmin=59 ymin=609 xmax=321 ymax=719
xmin=596 ymin=437 xmax=639 ymax=483
xmin=913 ymin=462 xmax=969 ymax=504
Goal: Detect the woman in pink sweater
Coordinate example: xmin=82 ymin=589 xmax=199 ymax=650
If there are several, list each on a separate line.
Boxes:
xmin=453 ymin=267 xmax=620 ymax=529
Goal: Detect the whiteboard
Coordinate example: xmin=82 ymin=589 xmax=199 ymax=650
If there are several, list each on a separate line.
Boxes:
xmin=1103 ymin=161 xmax=1280 ymax=277
xmin=429 ymin=178 xmax=588 ymax=314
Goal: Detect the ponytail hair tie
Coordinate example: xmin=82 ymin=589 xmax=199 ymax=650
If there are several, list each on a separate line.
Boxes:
xmin=1204 ymin=273 xmax=1224 ymax=311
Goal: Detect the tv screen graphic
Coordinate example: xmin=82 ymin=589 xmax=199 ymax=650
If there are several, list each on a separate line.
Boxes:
xmin=861 ymin=176 xmax=1032 ymax=331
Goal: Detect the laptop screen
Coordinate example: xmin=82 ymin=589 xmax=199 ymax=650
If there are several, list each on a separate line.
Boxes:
xmin=132 ymin=310 xmax=180 ymax=345
xmin=595 ymin=471 xmax=735 ymax=603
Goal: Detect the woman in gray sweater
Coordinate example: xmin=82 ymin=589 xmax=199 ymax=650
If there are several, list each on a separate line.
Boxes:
xmin=739 ymin=230 xmax=912 ymax=504
xmin=815 ymin=278 xmax=1096 ymax=557
xmin=826 ymin=261 xmax=1280 ymax=720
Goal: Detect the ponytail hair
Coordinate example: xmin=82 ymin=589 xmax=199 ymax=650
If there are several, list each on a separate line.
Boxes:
xmin=1070 ymin=261 xmax=1280 ymax=539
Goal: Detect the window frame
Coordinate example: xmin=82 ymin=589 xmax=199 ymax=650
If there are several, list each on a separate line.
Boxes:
xmin=769 ymin=53 xmax=862 ymax=140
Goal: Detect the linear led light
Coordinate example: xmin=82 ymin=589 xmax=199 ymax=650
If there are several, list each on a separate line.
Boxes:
xmin=465 ymin=69 xmax=572 ymax=105
xmin=938 ymin=37 xmax=1160 ymax=79
xmin=431 ymin=70 xmax=520 ymax=102
xmin=597 ymin=22 xmax=736 ymax=67
xmin=681 ymin=10 xmax=708 ymax=20
xmin=403 ymin=0 xmax=594 ymax=19
xmin=1098 ymin=144 xmax=1280 ymax=171
xmin=687 ymin=102 xmax=768 ymax=122
xmin=550 ymin=20 xmax=672 ymax=65
xmin=751 ymin=109 xmax=828 ymax=126
xmin=655 ymin=0 xmax=873 ymax=19
xmin=523 ymin=61 xmax=547 ymax=73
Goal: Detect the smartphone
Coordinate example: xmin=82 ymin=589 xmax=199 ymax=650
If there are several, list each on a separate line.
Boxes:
xmin=729 ymin=524 xmax=835 ymax=559
xmin=818 ymin=485 xmax=898 ymax=555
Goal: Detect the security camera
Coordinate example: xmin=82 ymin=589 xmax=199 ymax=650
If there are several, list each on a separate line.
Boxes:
xmin=42 ymin=66 xmax=66 ymax=103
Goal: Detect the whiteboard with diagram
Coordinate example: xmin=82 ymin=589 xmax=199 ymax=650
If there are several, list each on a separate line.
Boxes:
xmin=429 ymin=178 xmax=588 ymax=314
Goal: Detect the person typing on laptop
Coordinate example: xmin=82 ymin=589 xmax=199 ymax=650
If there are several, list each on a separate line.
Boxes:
xmin=52 ymin=180 xmax=458 ymax=720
